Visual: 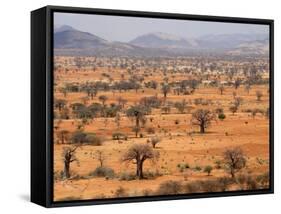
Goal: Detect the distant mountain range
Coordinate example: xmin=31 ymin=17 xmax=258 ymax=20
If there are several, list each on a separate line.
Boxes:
xmin=54 ymin=25 xmax=269 ymax=57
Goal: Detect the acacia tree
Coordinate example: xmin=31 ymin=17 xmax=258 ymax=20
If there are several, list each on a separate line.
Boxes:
xmin=126 ymin=106 xmax=147 ymax=137
xmin=62 ymin=146 xmax=80 ymax=178
xmin=223 ymin=147 xmax=246 ymax=178
xmin=191 ymin=109 xmax=215 ymax=133
xmin=122 ymin=144 xmax=159 ymax=179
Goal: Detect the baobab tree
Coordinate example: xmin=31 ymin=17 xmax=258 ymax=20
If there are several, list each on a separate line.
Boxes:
xmin=122 ymin=144 xmax=159 ymax=179
xmin=223 ymin=147 xmax=246 ymax=178
xmin=126 ymin=105 xmax=147 ymax=137
xmin=191 ymin=109 xmax=215 ymax=133
xmin=62 ymin=146 xmax=80 ymax=179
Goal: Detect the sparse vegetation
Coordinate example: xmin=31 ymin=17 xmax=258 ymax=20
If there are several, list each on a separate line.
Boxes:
xmin=53 ymin=38 xmax=270 ymax=200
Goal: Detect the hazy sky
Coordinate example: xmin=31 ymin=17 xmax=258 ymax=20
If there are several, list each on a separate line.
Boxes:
xmin=54 ymin=12 xmax=269 ymax=42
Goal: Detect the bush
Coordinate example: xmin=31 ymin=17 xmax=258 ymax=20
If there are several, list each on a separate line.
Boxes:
xmin=118 ymin=171 xmax=136 ymax=181
xmin=88 ymin=166 xmax=115 ymax=179
xmin=235 ymin=173 xmax=258 ymax=190
xmin=142 ymin=189 xmax=154 ymax=196
xmin=71 ymin=131 xmax=103 ymax=146
xmin=115 ymin=186 xmax=128 ymax=197
xmin=144 ymin=170 xmax=163 ymax=178
xmin=112 ymin=132 xmax=128 ymax=140
xmin=204 ymin=165 xmax=213 ymax=176
xmin=200 ymin=180 xmax=226 ymax=192
xmin=151 ymin=136 xmax=161 ymax=148
xmin=185 ymin=178 xmax=232 ymax=193
xmin=218 ymin=113 xmax=226 ymax=120
xmin=146 ymin=127 xmax=155 ymax=134
xmin=177 ymin=163 xmax=190 ymax=172
xmin=156 ymin=181 xmax=182 ymax=195
xmin=193 ymin=166 xmax=202 ymax=171
xmin=185 ymin=181 xmax=202 ymax=193
xmin=214 ymin=160 xmax=222 ymax=169
xmin=54 ymin=170 xmax=64 ymax=181
xmin=86 ymin=134 xmax=103 ymax=146
xmin=256 ymin=172 xmax=269 ymax=188
xmin=245 ymin=176 xmax=258 ymax=190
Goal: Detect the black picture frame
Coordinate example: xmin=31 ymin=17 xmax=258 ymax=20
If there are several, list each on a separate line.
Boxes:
xmin=31 ymin=5 xmax=274 ymax=208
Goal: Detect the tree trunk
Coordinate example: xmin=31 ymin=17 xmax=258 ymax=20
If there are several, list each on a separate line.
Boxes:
xmin=230 ymin=169 xmax=235 ymax=178
xmin=64 ymin=161 xmax=70 ymax=178
xmin=135 ymin=118 xmax=140 ymax=137
xmin=200 ymin=124 xmax=205 ymax=133
xmin=136 ymin=160 xmax=144 ymax=179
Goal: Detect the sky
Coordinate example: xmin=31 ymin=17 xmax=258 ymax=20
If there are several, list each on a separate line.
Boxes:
xmin=54 ymin=12 xmax=269 ymax=42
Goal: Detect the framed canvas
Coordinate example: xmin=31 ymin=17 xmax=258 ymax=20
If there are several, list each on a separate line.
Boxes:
xmin=31 ymin=5 xmax=274 ymax=207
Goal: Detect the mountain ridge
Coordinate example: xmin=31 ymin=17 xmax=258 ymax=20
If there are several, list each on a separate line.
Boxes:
xmin=54 ymin=25 xmax=269 ymax=56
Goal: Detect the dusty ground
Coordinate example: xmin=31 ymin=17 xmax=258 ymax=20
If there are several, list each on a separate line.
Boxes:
xmin=53 ymin=56 xmax=270 ymax=201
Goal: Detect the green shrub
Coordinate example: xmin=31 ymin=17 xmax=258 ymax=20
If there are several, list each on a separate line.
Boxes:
xmin=218 ymin=113 xmax=226 ymax=120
